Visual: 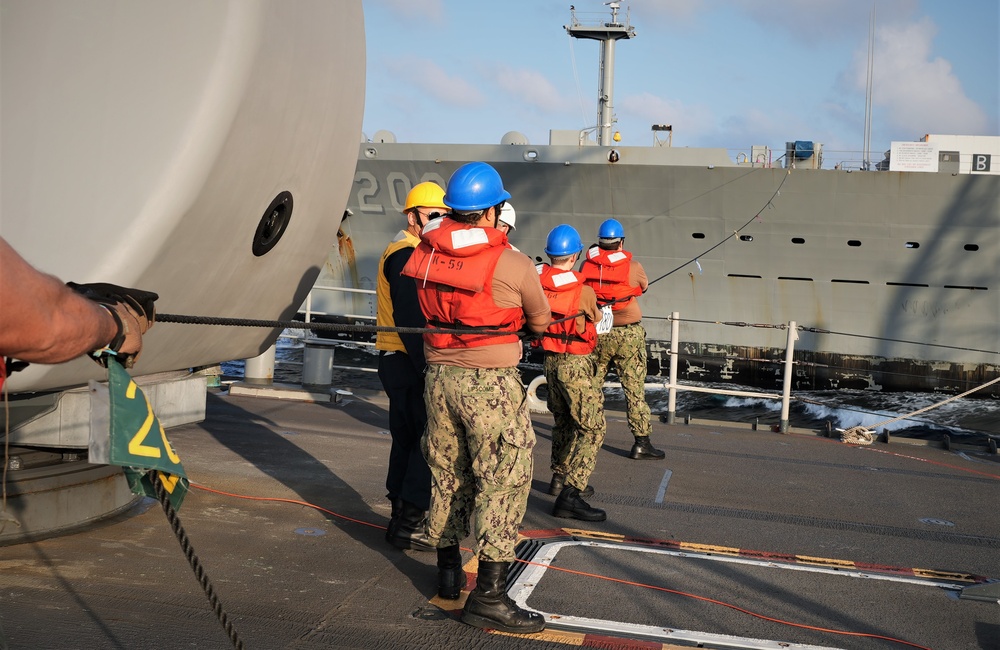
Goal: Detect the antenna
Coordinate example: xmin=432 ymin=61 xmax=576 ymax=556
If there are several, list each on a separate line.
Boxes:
xmin=863 ymin=2 xmax=876 ymax=170
xmin=565 ymin=3 xmax=636 ymax=146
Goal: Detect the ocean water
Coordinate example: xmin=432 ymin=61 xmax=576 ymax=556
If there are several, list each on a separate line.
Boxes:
xmin=221 ymin=332 xmax=1000 ymax=444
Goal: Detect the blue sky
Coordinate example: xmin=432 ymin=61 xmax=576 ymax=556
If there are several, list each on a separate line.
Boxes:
xmin=361 ymin=0 xmax=998 ymax=159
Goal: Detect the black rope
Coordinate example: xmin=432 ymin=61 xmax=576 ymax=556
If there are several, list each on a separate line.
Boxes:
xmin=797 ymin=326 xmax=999 ymax=356
xmin=153 ymin=474 xmax=245 ymax=650
xmin=644 ymin=168 xmax=792 ymax=287
xmin=550 ymin=167 xmax=793 ymax=322
xmin=156 ymin=313 xmax=522 ymax=338
xmin=659 ymin=315 xmax=999 ymax=356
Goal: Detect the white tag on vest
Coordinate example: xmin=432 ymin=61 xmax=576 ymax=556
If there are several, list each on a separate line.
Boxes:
xmin=596 ymin=305 xmax=614 ymax=334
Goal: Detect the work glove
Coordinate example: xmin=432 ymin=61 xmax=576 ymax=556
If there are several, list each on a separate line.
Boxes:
xmin=67 ymin=282 xmax=159 ymax=368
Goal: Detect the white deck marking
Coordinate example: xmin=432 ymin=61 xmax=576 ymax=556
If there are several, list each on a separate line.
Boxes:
xmin=509 ymin=540 xmax=967 ymax=649
xmin=654 ymin=469 xmax=672 ymax=503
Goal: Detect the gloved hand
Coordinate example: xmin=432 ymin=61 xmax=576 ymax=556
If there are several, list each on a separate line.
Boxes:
xmin=67 ymin=282 xmax=159 ymax=368
xmin=519 ymin=327 xmax=545 ymax=347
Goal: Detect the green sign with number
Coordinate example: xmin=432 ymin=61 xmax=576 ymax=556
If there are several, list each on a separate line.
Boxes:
xmin=107 ymin=359 xmax=189 ymax=509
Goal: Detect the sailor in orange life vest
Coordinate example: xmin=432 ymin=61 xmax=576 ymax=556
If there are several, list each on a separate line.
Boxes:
xmin=580 ymin=219 xmax=665 ymax=460
xmin=375 ymin=182 xmax=450 ymax=553
xmin=401 ymin=161 xmax=550 ymax=634
xmin=535 ymin=224 xmax=608 ymax=522
xmin=496 ymin=202 xmax=517 ymax=249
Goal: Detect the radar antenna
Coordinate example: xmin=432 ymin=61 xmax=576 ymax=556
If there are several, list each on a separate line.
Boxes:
xmin=565 ymin=3 xmax=636 ymax=146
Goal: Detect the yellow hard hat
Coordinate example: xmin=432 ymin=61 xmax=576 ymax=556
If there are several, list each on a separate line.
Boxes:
xmin=404 ymin=182 xmax=447 ymax=211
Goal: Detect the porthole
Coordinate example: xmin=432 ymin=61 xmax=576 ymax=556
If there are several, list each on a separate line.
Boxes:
xmin=965 ymin=244 xmax=979 ymax=251
xmin=739 ymin=235 xmax=753 ymax=242
xmin=252 ymin=191 xmax=293 ymax=257
xmin=791 ymin=237 xmax=805 ymax=244
xmin=905 ymin=242 xmax=920 ymax=249
xmin=692 ymin=233 xmax=706 ymax=239
xmin=848 ymin=240 xmax=862 ymax=247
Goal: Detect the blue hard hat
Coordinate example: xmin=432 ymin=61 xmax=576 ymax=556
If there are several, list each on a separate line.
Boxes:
xmin=443 ymin=162 xmax=512 ymax=212
xmin=599 ymin=218 xmax=625 ymax=239
xmin=545 ymin=224 xmax=584 ymax=257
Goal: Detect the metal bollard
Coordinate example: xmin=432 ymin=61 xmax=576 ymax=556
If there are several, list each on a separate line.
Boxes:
xmin=244 ymin=345 xmax=276 ymax=385
xmin=302 ymin=338 xmax=337 ymax=388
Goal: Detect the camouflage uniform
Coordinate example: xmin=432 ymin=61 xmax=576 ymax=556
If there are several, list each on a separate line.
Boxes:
xmin=593 ymin=322 xmax=651 ymax=438
xmin=421 ymin=364 xmax=534 ymax=562
xmin=545 ymin=352 xmax=605 ymax=490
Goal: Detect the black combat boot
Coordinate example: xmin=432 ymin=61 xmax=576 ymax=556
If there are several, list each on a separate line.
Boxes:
xmin=629 ymin=436 xmax=665 ymax=460
xmin=548 ymin=474 xmax=593 ymax=497
xmin=461 ymin=561 xmax=545 ymax=633
xmin=387 ymin=501 xmax=435 ymax=552
xmin=437 ymin=544 xmax=466 ymax=600
xmin=384 ymin=497 xmax=403 ymax=543
xmin=552 ymin=486 xmax=607 ymax=522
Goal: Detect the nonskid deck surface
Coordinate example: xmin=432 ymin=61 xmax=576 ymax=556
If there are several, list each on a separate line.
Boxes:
xmin=2 ymin=386 xmax=998 ymax=649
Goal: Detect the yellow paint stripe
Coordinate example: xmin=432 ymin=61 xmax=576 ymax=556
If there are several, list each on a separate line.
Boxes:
xmin=795 ymin=555 xmax=856 ymax=568
xmin=560 ymin=528 xmax=626 ymax=542
xmin=679 ymin=542 xmax=741 ymax=555
xmin=428 ymin=593 xmax=468 ymax=609
xmin=489 ymin=628 xmax=586 ymax=645
xmin=913 ymin=568 xmax=980 ymax=582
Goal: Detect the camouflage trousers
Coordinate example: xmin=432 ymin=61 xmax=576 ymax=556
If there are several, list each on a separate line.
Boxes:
xmin=593 ymin=322 xmax=652 ymax=439
xmin=544 ymin=352 xmax=606 ymax=490
xmin=421 ymin=364 xmax=534 ymax=562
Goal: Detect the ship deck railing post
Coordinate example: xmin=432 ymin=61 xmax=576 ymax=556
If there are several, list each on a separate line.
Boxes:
xmin=779 ymin=321 xmax=797 ymax=432
xmin=665 ymin=311 xmax=680 ymax=424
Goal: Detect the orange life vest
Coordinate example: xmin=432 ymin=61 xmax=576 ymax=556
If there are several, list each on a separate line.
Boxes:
xmin=579 ymin=246 xmax=642 ymax=311
xmin=401 ymin=218 xmax=524 ymax=349
xmin=536 ymin=265 xmax=596 ymax=355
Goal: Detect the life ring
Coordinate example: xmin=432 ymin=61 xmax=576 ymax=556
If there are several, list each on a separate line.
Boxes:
xmin=525 ymin=375 xmax=549 ymax=414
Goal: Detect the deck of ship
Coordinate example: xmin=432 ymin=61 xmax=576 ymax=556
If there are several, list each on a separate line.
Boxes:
xmin=2 ymin=380 xmax=998 ymax=649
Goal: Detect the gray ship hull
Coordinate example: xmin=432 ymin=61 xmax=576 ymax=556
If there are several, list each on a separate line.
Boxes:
xmin=331 ymin=141 xmax=999 ymax=394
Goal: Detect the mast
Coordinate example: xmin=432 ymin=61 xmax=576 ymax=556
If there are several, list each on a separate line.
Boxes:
xmin=565 ymin=3 xmax=636 ymax=146
xmin=863 ymin=2 xmax=876 ymax=170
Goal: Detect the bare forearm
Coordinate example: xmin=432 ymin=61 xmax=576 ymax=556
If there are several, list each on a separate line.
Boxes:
xmin=0 ymin=239 xmax=118 ymax=363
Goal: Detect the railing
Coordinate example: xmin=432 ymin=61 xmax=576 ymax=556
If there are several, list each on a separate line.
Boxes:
xmin=301 ymin=284 xmax=375 ymax=332
xmin=525 ymin=311 xmax=800 ymax=432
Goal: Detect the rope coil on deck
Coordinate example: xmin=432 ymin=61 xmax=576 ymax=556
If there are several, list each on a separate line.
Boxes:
xmin=838 ymin=375 xmax=1000 ymax=446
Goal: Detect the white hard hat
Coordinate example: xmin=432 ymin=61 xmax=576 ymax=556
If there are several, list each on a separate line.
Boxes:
xmin=499 ymin=202 xmax=516 ymax=230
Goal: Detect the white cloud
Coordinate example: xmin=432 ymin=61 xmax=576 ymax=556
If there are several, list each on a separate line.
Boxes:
xmin=490 ymin=65 xmax=572 ymax=113
xmin=855 ymin=18 xmax=990 ymax=138
xmin=619 ymin=92 xmax=716 ymax=141
xmin=369 ymin=0 xmax=445 ymax=22
xmin=635 ymin=0 xmax=705 ymax=22
xmin=382 ymin=56 xmax=485 ymax=108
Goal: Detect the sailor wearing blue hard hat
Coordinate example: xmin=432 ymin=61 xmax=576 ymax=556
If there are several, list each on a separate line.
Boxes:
xmin=580 ymin=218 xmax=663 ymax=461
xmin=536 ymin=224 xmax=608 ymax=522
xmin=443 ymin=160 xmax=511 ymax=216
xmin=401 ymin=161 xmax=549 ymax=635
